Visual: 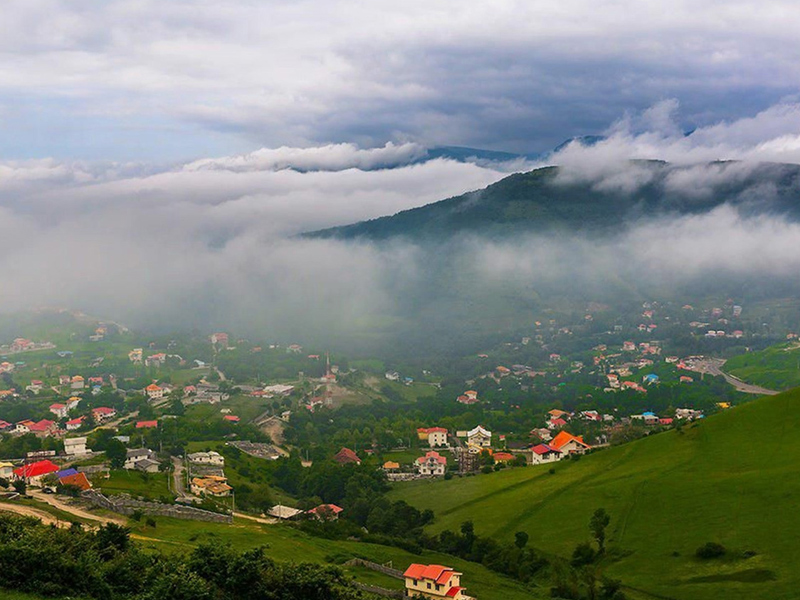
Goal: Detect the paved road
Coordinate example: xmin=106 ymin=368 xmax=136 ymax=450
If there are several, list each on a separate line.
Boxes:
xmin=685 ymin=358 xmax=778 ymax=395
xmin=171 ymin=456 xmax=193 ymax=500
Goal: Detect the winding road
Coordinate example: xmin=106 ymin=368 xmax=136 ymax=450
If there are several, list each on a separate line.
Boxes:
xmin=684 ymin=358 xmax=778 ymax=395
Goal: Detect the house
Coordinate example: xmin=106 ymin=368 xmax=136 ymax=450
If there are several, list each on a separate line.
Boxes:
xmin=267 ymin=505 xmax=303 ymax=520
xmin=15 ymin=420 xmax=35 ymax=434
xmin=135 ymin=458 xmax=161 ymax=473
xmin=334 ymin=447 xmax=361 ymax=465
xmin=659 ymin=418 xmax=674 ymax=426
xmin=145 ymin=384 xmax=164 ymax=400
xmin=403 ymin=564 xmax=468 ymax=600
xmin=307 ymin=503 xmax=344 ymax=520
xmin=124 ymin=448 xmax=158 ymax=470
xmin=530 ymin=427 xmax=552 ymax=442
xmin=0 ymin=461 xmax=14 ymax=479
xmin=547 ymin=409 xmax=570 ymax=420
xmin=71 ymin=375 xmax=85 ymax=390
xmin=415 ymin=451 xmax=447 ymax=476
xmin=210 ymin=332 xmax=229 ymax=346
xmin=135 ymin=420 xmax=158 ymax=429
xmin=64 ymin=437 xmax=88 ymax=456
xmin=679 ymin=376 xmax=694 ymax=383
xmin=417 ymin=427 xmax=448 ymax=447
xmin=66 ymin=396 xmax=82 ymax=411
xmin=0 ymin=420 xmax=11 ymax=432
xmin=456 ymin=394 xmax=479 ymax=405
xmin=547 ymin=417 xmax=567 ymax=430
xmin=49 ymin=403 xmax=68 ymax=419
xmin=66 ymin=416 xmax=85 ymax=431
xmin=492 ymin=451 xmax=515 ymax=463
xmin=382 ymin=461 xmax=400 ymax=471
xmin=92 ymin=406 xmax=116 ymax=423
xmin=27 ymin=380 xmax=44 ymax=393
xmin=28 ymin=420 xmax=57 ymax=437
xmin=529 ymin=443 xmax=562 ymax=464
xmin=550 ymin=431 xmax=591 ymax=455
xmin=145 ymin=353 xmax=167 ymax=368
xmin=58 ymin=470 xmax=92 ymax=491
xmin=58 ymin=375 xmax=71 ymax=386
xmin=223 ymin=414 xmax=240 ymax=423
xmin=385 ymin=371 xmax=400 ymax=381
xmin=187 ymin=451 xmax=225 ymax=466
xmin=128 ymin=348 xmax=143 ymax=363
xmin=643 ymin=373 xmax=659 ymax=385
xmin=13 ymin=460 xmax=60 ymax=486
xmin=191 ymin=475 xmax=232 ymax=496
xmin=466 ymin=426 xmax=491 ymax=448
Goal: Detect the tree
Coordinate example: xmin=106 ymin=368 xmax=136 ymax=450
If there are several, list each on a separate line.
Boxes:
xmin=514 ymin=531 xmax=529 ymax=549
xmin=589 ymin=508 xmax=611 ymax=554
xmin=12 ymin=479 xmax=26 ymax=494
xmin=106 ymin=439 xmax=127 ymax=469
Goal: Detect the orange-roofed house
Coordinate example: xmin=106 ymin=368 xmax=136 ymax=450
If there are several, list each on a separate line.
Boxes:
xmin=135 ymin=420 xmax=158 ymax=429
xmin=403 ymin=564 xmax=469 ymax=599
xmin=382 ymin=461 xmax=400 ymax=471
xmin=492 ymin=451 xmax=515 ymax=463
xmin=145 ymin=383 xmax=164 ymax=400
xmin=49 ymin=403 xmax=68 ymax=419
xmin=58 ymin=471 xmax=92 ymax=491
xmin=550 ymin=431 xmax=591 ymax=455
xmin=418 ymin=427 xmax=448 ymax=447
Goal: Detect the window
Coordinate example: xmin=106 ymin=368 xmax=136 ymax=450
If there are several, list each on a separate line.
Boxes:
xmin=427 ymin=582 xmax=431 ymax=589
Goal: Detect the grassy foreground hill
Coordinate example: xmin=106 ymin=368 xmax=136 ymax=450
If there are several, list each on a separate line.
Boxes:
xmin=389 ymin=388 xmax=800 ymax=600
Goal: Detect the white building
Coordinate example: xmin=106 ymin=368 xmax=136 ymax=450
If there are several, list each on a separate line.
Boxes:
xmin=64 ymin=437 xmax=88 ymax=456
xmin=187 ymin=451 xmax=225 ymax=466
xmin=415 ymin=451 xmax=447 ymax=476
xmin=124 ymin=448 xmax=158 ymax=470
xmin=466 ymin=425 xmax=492 ymax=448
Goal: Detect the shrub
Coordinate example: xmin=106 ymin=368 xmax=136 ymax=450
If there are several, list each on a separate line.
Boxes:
xmin=696 ymin=542 xmax=726 ymax=559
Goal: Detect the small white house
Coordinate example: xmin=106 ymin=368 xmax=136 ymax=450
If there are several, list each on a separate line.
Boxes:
xmin=124 ymin=448 xmax=158 ymax=470
xmin=187 ymin=451 xmax=225 ymax=466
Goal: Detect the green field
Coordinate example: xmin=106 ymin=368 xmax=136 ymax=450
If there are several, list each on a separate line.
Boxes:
xmin=129 ymin=516 xmax=543 ymax=600
xmin=389 ymin=388 xmax=800 ymax=600
xmin=725 ymin=342 xmax=800 ymax=390
xmin=98 ymin=469 xmax=171 ymax=500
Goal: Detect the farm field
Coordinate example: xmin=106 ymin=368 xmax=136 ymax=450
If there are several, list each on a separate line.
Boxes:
xmin=389 ymin=388 xmax=800 ymax=600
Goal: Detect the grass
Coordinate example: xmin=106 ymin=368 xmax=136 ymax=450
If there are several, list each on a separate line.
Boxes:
xmin=389 ymin=388 xmax=800 ymax=600
xmin=98 ymin=469 xmax=171 ymax=501
xmin=129 ymin=516 xmax=544 ymax=600
xmin=725 ymin=342 xmax=800 ymax=390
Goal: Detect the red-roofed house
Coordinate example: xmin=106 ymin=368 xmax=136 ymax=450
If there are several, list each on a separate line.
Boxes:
xmin=417 ymin=427 xmax=448 ymax=447
xmin=333 ymin=447 xmax=360 ymax=465
xmin=492 ymin=451 xmax=515 ymax=463
xmin=530 ymin=443 xmax=562 ymax=464
xmin=547 ymin=417 xmax=567 ymax=430
xmin=28 ymin=420 xmax=58 ymax=437
xmin=49 ymin=403 xmax=68 ymax=419
xmin=415 ymin=451 xmax=447 ymax=476
xmin=92 ymin=407 xmax=116 ymax=423
xmin=307 ymin=503 xmax=344 ymax=521
xmin=66 ymin=416 xmax=85 ymax=431
xmin=13 ymin=460 xmax=60 ymax=485
xmin=136 ymin=420 xmax=158 ymax=429
xmin=0 ymin=420 xmax=11 ymax=431
xmin=223 ymin=415 xmax=240 ymax=423
xmin=403 ymin=564 xmax=468 ymax=599
xmin=550 ymin=431 xmax=591 ymax=455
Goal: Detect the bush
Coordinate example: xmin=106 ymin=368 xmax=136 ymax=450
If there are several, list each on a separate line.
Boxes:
xmin=480 ymin=465 xmax=493 ymax=475
xmin=696 ymin=542 xmax=726 ymax=559
xmin=571 ymin=542 xmax=597 ymax=567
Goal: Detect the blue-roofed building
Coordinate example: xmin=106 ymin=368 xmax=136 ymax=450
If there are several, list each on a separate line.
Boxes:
xmin=56 ymin=468 xmax=79 ymax=479
xmin=643 ymin=373 xmax=659 ymax=385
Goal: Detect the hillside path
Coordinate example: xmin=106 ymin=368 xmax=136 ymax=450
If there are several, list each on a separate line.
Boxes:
xmin=686 ymin=358 xmax=778 ymax=395
xmin=28 ymin=490 xmax=126 ymax=525
xmin=0 ymin=501 xmax=63 ymax=526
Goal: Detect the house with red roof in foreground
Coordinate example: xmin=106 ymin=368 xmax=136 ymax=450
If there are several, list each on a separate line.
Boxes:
xmin=415 ymin=451 xmax=447 ymax=476
xmin=550 ymin=431 xmax=591 ymax=455
xmin=333 ymin=447 xmax=360 ymax=465
xmin=135 ymin=420 xmax=158 ymax=429
xmin=403 ymin=563 xmax=471 ymax=599
xmin=307 ymin=503 xmax=344 ymax=521
xmin=13 ymin=460 xmax=60 ymax=486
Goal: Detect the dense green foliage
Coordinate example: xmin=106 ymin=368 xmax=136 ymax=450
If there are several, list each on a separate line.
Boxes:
xmin=0 ymin=514 xmax=370 ymax=600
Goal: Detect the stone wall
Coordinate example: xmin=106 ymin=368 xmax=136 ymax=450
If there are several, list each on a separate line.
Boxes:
xmin=82 ymin=490 xmax=232 ymax=523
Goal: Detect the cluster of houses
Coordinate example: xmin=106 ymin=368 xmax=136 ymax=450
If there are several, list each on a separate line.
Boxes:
xmin=187 ymin=450 xmax=233 ymax=498
xmin=6 ymin=458 xmax=92 ymax=491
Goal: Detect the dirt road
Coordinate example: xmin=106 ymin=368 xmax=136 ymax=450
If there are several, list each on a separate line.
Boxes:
xmin=0 ymin=501 xmax=63 ymax=526
xmin=28 ymin=490 xmax=126 ymax=525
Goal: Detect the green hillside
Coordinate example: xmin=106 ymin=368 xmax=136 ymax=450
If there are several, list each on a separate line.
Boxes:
xmin=308 ymin=161 xmax=800 ymax=241
xmin=389 ymin=388 xmax=800 ymax=600
xmin=725 ymin=342 xmax=800 ymax=390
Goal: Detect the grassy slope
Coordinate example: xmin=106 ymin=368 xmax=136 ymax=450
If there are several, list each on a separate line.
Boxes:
xmin=389 ymin=388 xmax=800 ymax=600
xmin=98 ymin=470 xmax=171 ymax=500
xmin=130 ymin=516 xmax=542 ymax=600
xmin=725 ymin=342 xmax=800 ymax=390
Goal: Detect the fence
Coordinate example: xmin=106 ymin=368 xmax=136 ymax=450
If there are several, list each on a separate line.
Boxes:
xmin=352 ymin=582 xmax=404 ymax=599
xmin=82 ymin=490 xmax=232 ymax=523
xmin=344 ymin=558 xmax=404 ymax=579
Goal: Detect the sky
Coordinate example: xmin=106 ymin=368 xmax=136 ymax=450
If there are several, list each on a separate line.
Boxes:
xmin=3 ymin=1 xmax=800 ymax=344
xmin=2 ymin=0 xmax=800 ymax=160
